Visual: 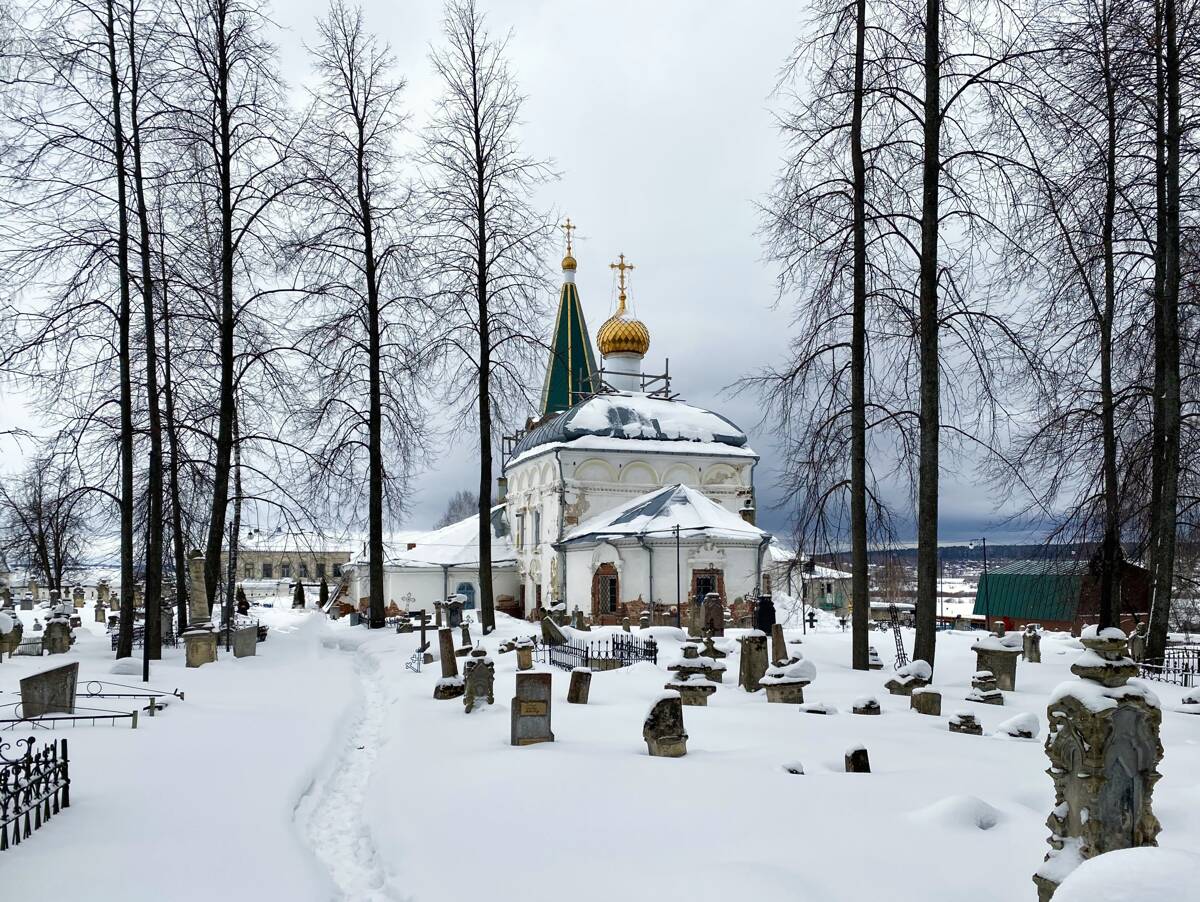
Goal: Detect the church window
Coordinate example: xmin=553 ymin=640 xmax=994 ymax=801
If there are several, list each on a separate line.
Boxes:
xmin=515 ymin=514 xmax=525 ymax=549
xmin=281 ymin=562 xmax=291 ymax=579
xmin=300 ymin=562 xmax=309 ymax=578
xmin=592 ymin=563 xmax=619 ymax=617
xmin=262 ymin=562 xmax=273 ymax=579
xmin=455 ymin=582 xmax=476 ymax=609
xmin=317 ymin=563 xmax=326 ymax=578
xmin=533 ymin=511 xmax=541 ymax=544
xmin=333 ymin=564 xmax=342 ymax=577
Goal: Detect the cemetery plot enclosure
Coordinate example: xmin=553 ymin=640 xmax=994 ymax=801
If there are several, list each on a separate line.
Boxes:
xmin=534 ymin=633 xmax=658 ymax=671
xmin=1138 ymin=646 xmax=1200 ymax=687
xmin=0 ymin=736 xmax=70 ymax=851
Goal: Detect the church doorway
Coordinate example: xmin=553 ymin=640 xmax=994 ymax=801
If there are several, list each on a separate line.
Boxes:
xmin=455 ymin=581 xmax=476 ymax=609
xmin=691 ymin=568 xmax=725 ymax=604
xmin=592 ymin=564 xmax=619 ymax=618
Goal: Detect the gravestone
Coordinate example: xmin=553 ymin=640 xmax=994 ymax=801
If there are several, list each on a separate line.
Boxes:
xmin=20 ymin=593 xmax=33 ymax=611
xmin=698 ymin=633 xmax=727 ymax=660
xmin=182 ymin=549 xmax=217 ymax=667
xmin=639 ymin=611 xmax=650 ymax=630
xmin=1128 ymin=622 xmax=1148 ymax=663
xmin=688 ymin=596 xmax=704 ymax=637
xmin=997 ymin=712 xmax=1038 ymax=739
xmin=911 ymin=688 xmax=942 ymax=716
xmin=1023 ymin=624 xmax=1042 ymax=663
xmin=43 ymin=619 xmax=71 ymax=655
xmin=643 ymin=692 xmax=687 ymax=757
xmin=432 ymin=628 xmax=465 ymax=699
xmin=668 ymin=643 xmax=727 ymax=683
xmin=444 ymin=595 xmax=464 ymax=629
xmin=761 ymin=655 xmax=816 ymax=704
xmin=94 ymin=599 xmax=107 ymax=624
xmin=233 ymin=626 xmax=257 ymax=658
xmin=664 ymin=672 xmax=718 ymax=706
xmin=867 ymin=646 xmax=883 ymax=670
xmin=852 ymin=696 xmax=881 ymax=715
xmin=72 ymin=586 xmax=85 ymax=608
xmin=753 ymin=594 xmax=776 ymax=635
xmin=515 ymin=637 xmax=534 ymax=671
xmin=541 ymin=616 xmax=566 ymax=646
xmin=770 ymin=623 xmax=788 ymax=665
xmin=434 ymin=601 xmax=444 ymax=627
xmin=967 ymin=670 xmax=1004 ymax=705
xmin=160 ymin=603 xmax=175 ymax=643
xmin=567 ymin=668 xmax=592 ymax=704
xmin=457 ymin=622 xmax=473 ymax=657
xmin=97 ymin=580 xmax=110 ymax=607
xmin=1033 ymin=628 xmax=1163 ymax=901
xmin=0 ymin=586 xmax=10 ymax=608
xmin=704 ymin=593 xmax=726 ymax=637
xmin=621 ymin=617 xmax=631 ymax=633
xmin=20 ymin=662 xmax=79 ymax=717
xmin=949 ymin=711 xmax=982 ymax=735
xmin=462 ymin=645 xmax=495 ymax=713
xmin=845 ymin=746 xmax=870 ymax=773
xmin=29 ymin=577 xmax=38 ymax=602
xmin=972 ymin=630 xmax=1021 ymax=691
xmin=737 ymin=631 xmax=769 ymax=692
xmin=510 ymin=672 xmax=554 ymax=746
xmin=571 ymin=609 xmax=590 ymax=631
xmin=884 ymin=659 xmax=932 ymax=696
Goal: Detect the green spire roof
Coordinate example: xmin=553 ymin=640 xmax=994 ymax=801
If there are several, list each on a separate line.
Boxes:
xmin=540 ymin=277 xmax=599 ymax=417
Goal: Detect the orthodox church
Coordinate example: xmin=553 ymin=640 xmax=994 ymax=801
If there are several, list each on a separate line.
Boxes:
xmin=347 ymin=223 xmax=771 ymax=622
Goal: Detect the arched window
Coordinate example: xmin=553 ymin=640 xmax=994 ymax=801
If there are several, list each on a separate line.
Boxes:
xmin=455 ymin=582 xmax=476 ymax=609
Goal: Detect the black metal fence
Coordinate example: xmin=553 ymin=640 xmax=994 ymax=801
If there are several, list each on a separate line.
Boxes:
xmin=535 ymin=633 xmax=658 ymax=671
xmin=1139 ymin=646 xmax=1200 ymax=688
xmin=109 ymin=623 xmax=180 ymax=651
xmin=0 ymin=736 xmax=70 ymax=851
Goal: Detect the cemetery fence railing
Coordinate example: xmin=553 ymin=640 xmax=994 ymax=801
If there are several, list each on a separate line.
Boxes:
xmin=0 ymin=736 xmax=70 ymax=851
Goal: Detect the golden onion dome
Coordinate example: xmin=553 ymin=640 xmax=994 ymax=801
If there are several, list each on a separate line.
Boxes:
xmin=562 ymin=253 xmax=577 ymax=272
xmin=597 ymin=296 xmax=650 ymax=357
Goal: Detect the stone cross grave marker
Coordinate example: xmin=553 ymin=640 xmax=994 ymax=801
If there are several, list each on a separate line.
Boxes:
xmin=511 ymin=672 xmax=554 ymax=746
xmin=20 ymin=661 xmax=79 ymax=718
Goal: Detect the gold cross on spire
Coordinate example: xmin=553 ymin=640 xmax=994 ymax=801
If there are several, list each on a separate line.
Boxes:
xmin=560 ymin=217 xmax=576 ymax=255
xmin=609 ymin=253 xmax=634 ymax=312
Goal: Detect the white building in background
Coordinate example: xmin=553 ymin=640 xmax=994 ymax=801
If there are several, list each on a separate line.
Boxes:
xmin=345 ymin=237 xmax=771 ymax=619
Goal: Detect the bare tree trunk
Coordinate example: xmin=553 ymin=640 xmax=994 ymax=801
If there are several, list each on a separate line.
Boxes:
xmin=1148 ymin=0 xmax=1182 ymax=658
xmin=849 ymin=0 xmax=870 ymax=670
xmin=913 ymin=0 xmax=941 ymax=668
xmin=224 ymin=403 xmax=241 ymax=639
xmin=104 ymin=0 xmax=136 ymax=660
xmin=127 ymin=4 xmax=164 ymax=658
xmin=160 ymin=249 xmax=189 ymax=632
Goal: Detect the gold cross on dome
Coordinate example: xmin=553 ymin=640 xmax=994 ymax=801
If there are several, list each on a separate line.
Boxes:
xmin=560 ymin=217 xmax=576 ymax=255
xmin=609 ymin=253 xmax=635 ymax=307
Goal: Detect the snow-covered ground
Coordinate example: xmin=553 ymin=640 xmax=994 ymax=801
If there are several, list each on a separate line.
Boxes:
xmin=4 ymin=604 xmax=1200 ymax=901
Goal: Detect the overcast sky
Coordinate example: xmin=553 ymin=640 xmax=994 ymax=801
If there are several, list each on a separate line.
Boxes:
xmin=0 ymin=0 xmax=1033 ymax=545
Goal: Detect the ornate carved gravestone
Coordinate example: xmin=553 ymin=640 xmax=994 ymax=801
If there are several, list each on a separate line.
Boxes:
xmin=1128 ymin=621 xmax=1148 ymax=663
xmin=972 ymin=627 xmax=1021 ymax=691
xmin=20 ymin=662 xmax=79 ymax=717
xmin=1024 ymin=624 xmax=1042 ymax=663
xmin=1033 ymin=628 xmax=1163 ymax=902
xmin=644 ymin=692 xmax=687 ymax=757
xmin=511 ymin=672 xmax=554 ymax=746
xmin=568 ymin=668 xmax=592 ymax=704
xmin=462 ymin=645 xmax=495 ymax=713
xmin=433 ymin=628 xmax=464 ymax=699
xmin=738 ymin=631 xmax=769 ymax=692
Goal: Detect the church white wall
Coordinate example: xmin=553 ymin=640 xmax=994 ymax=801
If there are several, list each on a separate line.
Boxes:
xmin=561 ymin=539 xmax=767 ymax=615
xmin=347 ymin=564 xmax=519 ymax=614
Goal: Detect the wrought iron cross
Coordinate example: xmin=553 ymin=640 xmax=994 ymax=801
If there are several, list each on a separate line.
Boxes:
xmin=560 ymin=217 xmax=576 ymax=255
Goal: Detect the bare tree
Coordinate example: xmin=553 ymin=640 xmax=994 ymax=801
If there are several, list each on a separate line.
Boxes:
xmin=435 ymin=489 xmax=479 ymax=529
xmin=288 ymin=0 xmax=426 ymax=630
xmin=0 ymin=454 xmax=92 ymax=592
xmin=420 ymin=0 xmax=553 ymax=633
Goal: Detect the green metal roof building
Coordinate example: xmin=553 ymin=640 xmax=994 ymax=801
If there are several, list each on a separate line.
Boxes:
xmin=973 ymin=559 xmax=1151 ymax=632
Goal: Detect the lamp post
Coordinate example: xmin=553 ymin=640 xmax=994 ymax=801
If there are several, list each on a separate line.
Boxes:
xmin=969 ymin=538 xmax=989 ymax=630
xmin=674 ymin=524 xmax=681 ymax=629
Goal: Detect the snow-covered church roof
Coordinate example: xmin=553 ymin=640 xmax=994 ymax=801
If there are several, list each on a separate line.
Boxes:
xmin=560 ymin=484 xmax=768 ymax=546
xmin=386 ymin=505 xmax=516 ymax=569
xmin=507 ymin=392 xmax=752 ymax=466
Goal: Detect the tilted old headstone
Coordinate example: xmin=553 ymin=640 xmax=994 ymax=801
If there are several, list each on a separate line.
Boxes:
xmin=845 ymin=745 xmax=871 ymax=773
xmin=233 ymin=626 xmax=257 ymax=658
xmin=1033 ymin=627 xmax=1163 ymax=902
xmin=1023 ymin=624 xmax=1042 ymax=663
xmin=462 ymin=645 xmax=495 ymax=713
xmin=567 ymin=667 xmax=592 ymax=704
xmin=20 ymin=661 xmax=79 ymax=718
xmin=541 ymin=616 xmax=566 ymax=646
xmin=770 ymin=623 xmax=788 ymax=665
xmin=433 ymin=627 xmax=465 ymax=700
xmin=510 ymin=672 xmax=554 ymax=746
xmin=704 ymin=593 xmax=726 ymax=637
xmin=737 ymin=631 xmax=769 ymax=692
xmin=182 ymin=549 xmax=217 ymax=668
xmin=643 ymin=692 xmax=687 ymax=757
